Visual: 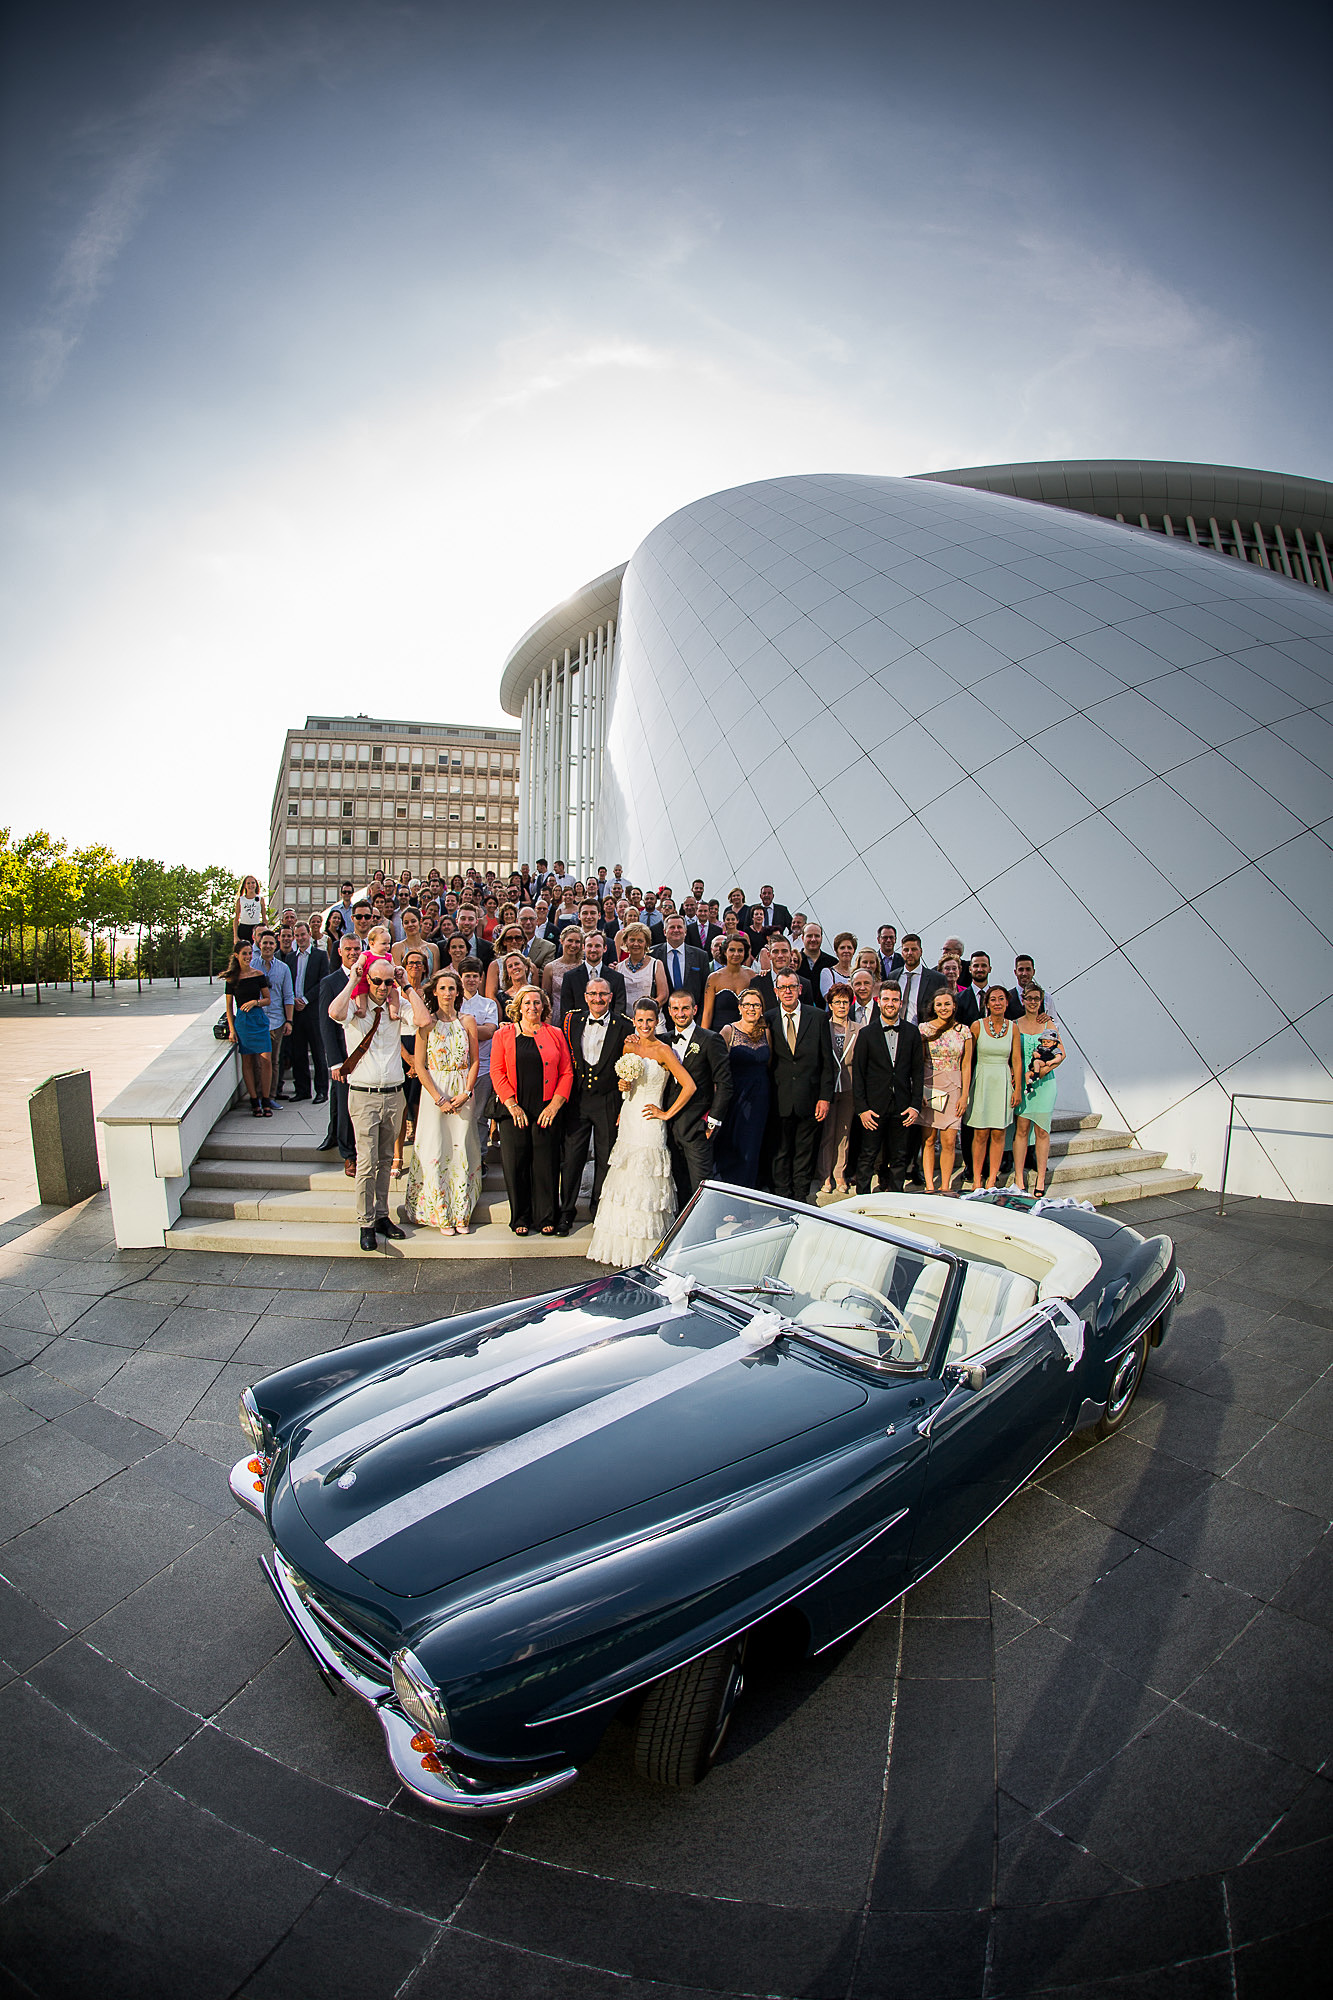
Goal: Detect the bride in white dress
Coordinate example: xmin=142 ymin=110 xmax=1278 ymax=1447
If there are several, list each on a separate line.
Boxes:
xmin=588 ymin=999 xmax=696 ymax=1267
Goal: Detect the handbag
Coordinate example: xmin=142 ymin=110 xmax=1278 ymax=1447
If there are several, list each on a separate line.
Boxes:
xmin=929 ymin=1087 xmax=950 ymax=1113
xmin=213 ymin=1015 xmax=230 ymax=1042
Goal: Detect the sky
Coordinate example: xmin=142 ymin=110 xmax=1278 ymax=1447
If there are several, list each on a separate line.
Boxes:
xmin=3 ymin=0 xmax=1330 ymax=872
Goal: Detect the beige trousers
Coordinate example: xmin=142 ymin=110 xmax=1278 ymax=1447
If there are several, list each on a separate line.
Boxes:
xmin=348 ymin=1088 xmax=401 ymax=1227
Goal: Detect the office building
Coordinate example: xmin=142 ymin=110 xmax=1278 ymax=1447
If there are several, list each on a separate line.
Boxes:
xmin=269 ymin=713 xmax=520 ymax=911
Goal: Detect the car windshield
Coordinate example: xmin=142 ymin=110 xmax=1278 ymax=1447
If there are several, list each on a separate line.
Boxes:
xmin=653 ymin=1187 xmax=949 ymax=1368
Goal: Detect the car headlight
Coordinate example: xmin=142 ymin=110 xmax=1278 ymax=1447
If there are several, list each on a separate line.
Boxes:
xmin=391 ymin=1648 xmax=451 ymax=1739
xmin=238 ymin=1388 xmax=272 ymax=1454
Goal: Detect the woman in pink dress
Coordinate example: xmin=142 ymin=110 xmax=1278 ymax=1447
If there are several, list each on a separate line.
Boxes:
xmin=919 ymin=988 xmax=972 ymax=1195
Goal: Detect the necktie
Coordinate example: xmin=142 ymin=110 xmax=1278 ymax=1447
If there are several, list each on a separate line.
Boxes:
xmin=786 ymin=1013 xmax=797 ymax=1053
xmin=672 ymin=950 xmax=681 ymax=988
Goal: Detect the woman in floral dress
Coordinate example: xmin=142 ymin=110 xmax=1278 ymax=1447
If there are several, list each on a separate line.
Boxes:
xmin=408 ymin=970 xmax=481 ymax=1235
xmin=919 ymin=987 xmax=972 ymax=1194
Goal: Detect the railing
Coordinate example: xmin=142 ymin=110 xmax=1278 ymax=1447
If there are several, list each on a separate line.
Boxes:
xmin=1217 ymin=1093 xmax=1333 ymax=1216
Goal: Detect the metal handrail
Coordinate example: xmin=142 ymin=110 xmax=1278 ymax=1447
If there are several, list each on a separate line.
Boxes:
xmin=1218 ymin=1093 xmax=1333 ymax=1215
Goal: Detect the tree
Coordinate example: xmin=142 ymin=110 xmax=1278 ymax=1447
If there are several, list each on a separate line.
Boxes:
xmin=199 ymin=865 xmax=239 ymax=980
xmin=75 ymin=845 xmax=125 ymax=1000
xmin=15 ymin=831 xmax=70 ymax=1005
xmin=126 ymin=857 xmax=165 ymax=993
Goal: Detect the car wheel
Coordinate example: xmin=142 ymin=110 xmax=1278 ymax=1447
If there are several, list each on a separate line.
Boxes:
xmin=1095 ymin=1329 xmax=1150 ymax=1438
xmin=634 ymin=1639 xmax=746 ymax=1787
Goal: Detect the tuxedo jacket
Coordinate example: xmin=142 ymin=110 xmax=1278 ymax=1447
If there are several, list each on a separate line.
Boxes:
xmin=852 ymin=1015 xmax=925 ymax=1118
xmin=282 ymin=946 xmax=330 ymax=1005
xmin=765 ymin=1006 xmax=836 ymax=1119
xmin=318 ymin=967 xmax=352 ymax=1066
xmin=749 ymin=969 xmax=814 ymax=1013
xmin=652 ymin=941 xmax=711 ymax=1007
xmin=456 ymin=934 xmax=493 ymax=970
xmin=561 ymin=962 xmax=627 ymax=1016
xmin=561 ymin=1009 xmax=635 ymax=1104
xmin=662 ymin=1024 xmax=733 ymax=1137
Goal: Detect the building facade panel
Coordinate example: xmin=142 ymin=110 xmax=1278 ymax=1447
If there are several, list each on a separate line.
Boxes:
xmin=593 ymin=473 xmax=1333 ymax=1202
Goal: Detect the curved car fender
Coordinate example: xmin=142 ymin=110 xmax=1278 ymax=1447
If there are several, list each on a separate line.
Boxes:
xmin=407 ymin=1420 xmax=929 ymax=1758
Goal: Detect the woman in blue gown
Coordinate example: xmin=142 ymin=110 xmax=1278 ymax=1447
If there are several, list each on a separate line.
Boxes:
xmin=715 ymin=987 xmax=772 ymax=1187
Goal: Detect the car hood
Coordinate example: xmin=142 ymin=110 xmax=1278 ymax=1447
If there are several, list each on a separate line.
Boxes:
xmin=288 ymin=1274 xmax=866 ymax=1596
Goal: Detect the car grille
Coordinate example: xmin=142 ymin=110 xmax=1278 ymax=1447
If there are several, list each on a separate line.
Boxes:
xmin=289 ymin=1567 xmax=393 ymax=1682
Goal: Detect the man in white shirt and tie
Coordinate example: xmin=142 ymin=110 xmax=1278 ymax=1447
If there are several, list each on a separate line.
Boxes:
xmin=896 ymin=935 xmax=944 ymax=1027
xmin=662 ymin=990 xmax=732 ymax=1204
xmin=329 ymin=964 xmax=423 ymax=1250
xmin=850 ymin=969 xmax=877 ymax=1028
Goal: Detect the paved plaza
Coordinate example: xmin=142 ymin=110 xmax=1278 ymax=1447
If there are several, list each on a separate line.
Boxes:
xmin=3 ymin=980 xmax=218 ymax=1227
xmin=0 ymin=1179 xmax=1329 ymax=1998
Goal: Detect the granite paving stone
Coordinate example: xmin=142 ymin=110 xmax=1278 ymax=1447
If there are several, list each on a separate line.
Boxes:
xmin=0 ymin=1393 xmax=45 ymax=1447
xmin=1143 ymin=1478 xmax=1325 ymax=1599
xmin=85 ymin=1515 xmax=289 ymax=1711
xmin=1184 ymin=1604 xmax=1333 ymax=1770
xmin=94 ymin=1349 xmax=224 ymax=1433
xmin=0 ymin=1459 xmax=222 ymax=1627
xmin=0 ymin=1197 xmax=1328 ymax=1998
xmin=1228 ymin=1423 xmax=1333 ymax=1515
xmin=239 ymin=1882 xmax=438 ymax=2000
xmin=2 ymin=1363 xmax=86 ymax=1419
xmin=1048 ymin=1701 xmax=1307 ymax=1885
xmin=1235 ymin=1917 xmax=1333 ymax=1999
xmin=161 ymin=1726 xmax=381 ymax=1873
xmin=994 ymin=1623 xmax=1168 ymax=1814
xmin=0 ymin=1425 xmax=123 ymax=1539
xmin=1045 ymin=1544 xmax=1257 ymax=1698
xmin=0 ymin=1779 xmax=323 ymax=2000
xmin=0 ymin=1679 xmax=143 ymax=1849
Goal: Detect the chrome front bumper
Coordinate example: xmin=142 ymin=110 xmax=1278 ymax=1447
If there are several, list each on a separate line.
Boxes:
xmin=250 ymin=1523 xmax=578 ymax=1816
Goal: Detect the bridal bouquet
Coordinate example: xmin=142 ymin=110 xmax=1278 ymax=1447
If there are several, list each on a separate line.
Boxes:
xmin=615 ymin=1053 xmax=645 ymax=1086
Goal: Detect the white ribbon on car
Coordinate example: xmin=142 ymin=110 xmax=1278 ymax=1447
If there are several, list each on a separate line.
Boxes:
xmin=327 ymin=1307 xmax=786 ymax=1564
xmin=299 ymin=1301 xmax=690 ymax=1483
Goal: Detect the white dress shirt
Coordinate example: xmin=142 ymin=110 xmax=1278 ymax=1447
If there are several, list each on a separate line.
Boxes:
xmin=901 ymin=969 xmax=924 ymax=1022
xmin=343 ymin=1004 xmax=404 ymax=1087
xmin=581 ymin=1016 xmax=610 ymax=1065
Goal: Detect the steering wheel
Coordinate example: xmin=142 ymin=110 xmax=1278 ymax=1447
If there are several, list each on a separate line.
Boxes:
xmin=817 ymin=1280 xmax=922 ymax=1360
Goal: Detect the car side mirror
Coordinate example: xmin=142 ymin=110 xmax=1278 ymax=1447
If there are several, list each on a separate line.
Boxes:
xmin=946 ymin=1361 xmax=987 ymax=1392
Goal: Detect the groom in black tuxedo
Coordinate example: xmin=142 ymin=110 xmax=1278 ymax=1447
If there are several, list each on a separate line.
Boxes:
xmin=661 ymin=990 xmax=733 ymax=1206
xmin=767 ymin=970 xmax=835 ymax=1201
xmin=556 ymin=980 xmax=633 ymax=1234
xmin=852 ymin=982 xmax=924 ymax=1193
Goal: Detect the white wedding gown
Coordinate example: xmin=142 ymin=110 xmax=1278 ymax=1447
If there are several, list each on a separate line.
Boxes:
xmin=587 ymin=1056 xmax=677 ymax=1267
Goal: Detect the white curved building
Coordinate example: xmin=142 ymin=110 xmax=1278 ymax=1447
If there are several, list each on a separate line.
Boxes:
xmin=504 ymin=466 xmax=1333 ymax=1200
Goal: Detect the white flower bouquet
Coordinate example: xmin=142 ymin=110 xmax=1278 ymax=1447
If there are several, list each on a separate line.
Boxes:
xmin=615 ymin=1053 xmax=645 ymax=1086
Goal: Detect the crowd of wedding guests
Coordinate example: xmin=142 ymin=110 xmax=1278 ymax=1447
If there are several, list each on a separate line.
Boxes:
xmin=225 ymin=861 xmax=1064 ymax=1254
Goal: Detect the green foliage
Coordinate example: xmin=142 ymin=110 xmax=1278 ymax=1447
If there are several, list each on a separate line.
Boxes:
xmin=0 ymin=831 xmax=241 ymax=996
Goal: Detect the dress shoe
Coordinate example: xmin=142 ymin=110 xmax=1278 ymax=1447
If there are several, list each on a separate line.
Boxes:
xmin=359 ymin=1227 xmax=379 ymax=1252
xmin=344 ymin=1157 xmax=356 ymax=1177
xmin=375 ymin=1216 xmax=407 ymax=1240
xmin=314 ymin=1092 xmax=329 ymax=1104
xmin=554 ymin=1220 xmax=572 ymax=1236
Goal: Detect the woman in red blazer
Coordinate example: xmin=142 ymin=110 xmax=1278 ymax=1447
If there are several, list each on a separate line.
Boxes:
xmin=490 ymin=985 xmax=574 ymax=1234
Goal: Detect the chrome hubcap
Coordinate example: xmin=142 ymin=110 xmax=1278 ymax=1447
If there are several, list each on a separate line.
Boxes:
xmin=1108 ymin=1340 xmax=1144 ymax=1417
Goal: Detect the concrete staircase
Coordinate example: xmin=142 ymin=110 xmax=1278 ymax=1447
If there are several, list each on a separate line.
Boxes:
xmin=1031 ymin=1111 xmax=1200 ymax=1206
xmin=162 ymin=1101 xmax=1199 ymax=1261
xmin=164 ymin=1100 xmax=592 ymax=1260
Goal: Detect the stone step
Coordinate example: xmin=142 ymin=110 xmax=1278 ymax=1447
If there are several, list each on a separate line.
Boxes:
xmin=1047 ymin=1143 xmax=1168 ymax=1184
xmin=191 ymin=1156 xmax=507 ymax=1194
xmin=1047 ymin=1126 xmax=1133 ymax=1159
xmin=162 ymin=1215 xmax=596 ymax=1259
xmin=1050 ymin=1112 xmax=1102 ymax=1133
xmin=1043 ymin=1165 xmax=1202 ymax=1208
xmin=180 ymin=1185 xmax=513 ymax=1226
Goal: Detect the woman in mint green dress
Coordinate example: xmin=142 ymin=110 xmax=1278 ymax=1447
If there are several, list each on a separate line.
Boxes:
xmin=967 ymin=986 xmax=1024 ymax=1191
xmin=1012 ymin=983 xmax=1065 ymax=1195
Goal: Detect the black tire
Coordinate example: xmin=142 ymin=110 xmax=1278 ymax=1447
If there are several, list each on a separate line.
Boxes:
xmin=633 ymin=1639 xmax=746 ymax=1787
xmin=1095 ymin=1329 xmax=1149 ymax=1438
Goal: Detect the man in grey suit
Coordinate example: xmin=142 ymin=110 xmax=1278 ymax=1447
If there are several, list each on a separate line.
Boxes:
xmin=519 ymin=906 xmax=556 ymax=970
xmin=652 ymin=917 xmax=710 ymax=1007
xmin=766 ymin=970 xmax=835 ymax=1201
xmin=895 ymin=935 xmax=946 ymax=1027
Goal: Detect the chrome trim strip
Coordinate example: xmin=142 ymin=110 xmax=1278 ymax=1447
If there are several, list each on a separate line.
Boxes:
xmin=261 ymin=1551 xmax=391 ymax=1703
xmin=377 ymin=1707 xmax=577 ymax=1815
xmin=229 ymin=1456 xmax=267 ymax=1520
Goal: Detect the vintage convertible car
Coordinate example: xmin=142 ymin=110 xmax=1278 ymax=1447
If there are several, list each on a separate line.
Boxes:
xmin=231 ymin=1185 xmax=1182 ymax=1815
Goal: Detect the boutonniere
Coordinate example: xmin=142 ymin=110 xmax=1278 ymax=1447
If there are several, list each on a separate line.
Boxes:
xmin=684 ymin=1042 xmax=698 ymax=1059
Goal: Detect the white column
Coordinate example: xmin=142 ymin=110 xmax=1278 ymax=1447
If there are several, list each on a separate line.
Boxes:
xmin=537 ymin=664 xmax=549 ymax=861
xmin=1272 ymin=524 xmax=1295 ymax=580
xmin=576 ymin=633 xmax=588 ymax=873
xmin=561 ymin=649 xmax=573 ymax=867
xmin=1293 ymin=528 xmax=1317 ymax=589
xmin=1314 ymin=532 xmax=1333 ymax=593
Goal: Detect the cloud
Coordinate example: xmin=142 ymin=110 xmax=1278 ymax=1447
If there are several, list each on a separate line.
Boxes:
xmin=14 ymin=28 xmax=332 ymax=401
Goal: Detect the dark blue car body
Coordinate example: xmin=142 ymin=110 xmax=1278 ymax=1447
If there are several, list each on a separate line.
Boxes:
xmin=231 ymin=1186 xmax=1181 ymax=1814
